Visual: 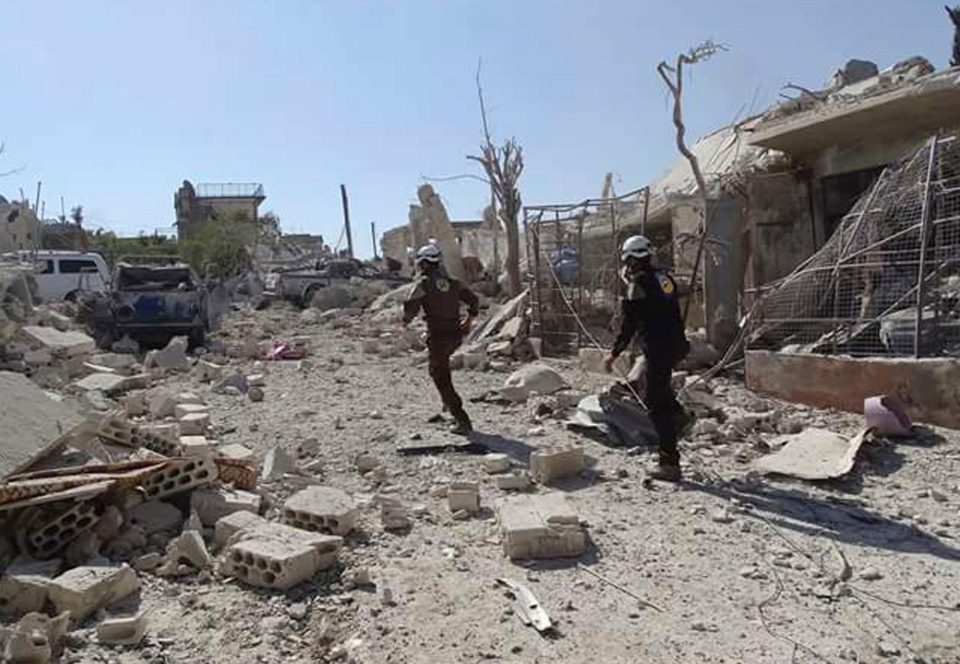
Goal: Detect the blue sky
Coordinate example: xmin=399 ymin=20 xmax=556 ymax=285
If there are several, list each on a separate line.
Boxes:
xmin=2 ymin=1 xmax=955 ymax=256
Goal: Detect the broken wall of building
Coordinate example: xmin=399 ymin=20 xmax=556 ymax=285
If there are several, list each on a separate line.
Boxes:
xmin=0 ymin=203 xmax=40 ymax=254
xmin=409 ymin=185 xmax=466 ymax=282
xmin=746 ymin=172 xmax=816 ymax=291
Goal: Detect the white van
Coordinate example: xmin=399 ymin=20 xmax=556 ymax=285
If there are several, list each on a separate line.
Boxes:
xmin=3 ymin=250 xmax=110 ymax=302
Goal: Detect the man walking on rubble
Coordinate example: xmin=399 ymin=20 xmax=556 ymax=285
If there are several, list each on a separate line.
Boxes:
xmin=403 ymin=243 xmax=480 ymax=435
xmin=604 ymin=235 xmax=690 ymax=482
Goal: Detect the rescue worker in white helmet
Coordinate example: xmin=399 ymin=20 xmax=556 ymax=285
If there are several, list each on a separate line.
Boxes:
xmin=603 ymin=234 xmax=690 ymax=481
xmin=402 ymin=243 xmax=480 ymax=434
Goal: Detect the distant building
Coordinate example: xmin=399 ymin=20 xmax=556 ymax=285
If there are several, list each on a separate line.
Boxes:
xmin=174 ymin=180 xmax=265 ymax=239
xmin=0 ymin=196 xmax=40 ymax=253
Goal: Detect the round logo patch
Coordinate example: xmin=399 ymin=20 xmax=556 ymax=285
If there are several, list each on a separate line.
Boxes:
xmin=435 ymin=277 xmax=451 ymax=293
xmin=658 ymin=274 xmax=675 ymax=295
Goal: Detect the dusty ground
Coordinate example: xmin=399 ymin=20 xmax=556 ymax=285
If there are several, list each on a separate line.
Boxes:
xmin=71 ymin=302 xmax=960 ymax=664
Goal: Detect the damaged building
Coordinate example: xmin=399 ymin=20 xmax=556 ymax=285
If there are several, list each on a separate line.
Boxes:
xmin=174 ymin=181 xmax=266 ymax=240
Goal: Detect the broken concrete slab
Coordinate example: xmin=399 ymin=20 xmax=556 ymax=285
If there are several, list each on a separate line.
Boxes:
xmin=502 ymin=363 xmax=568 ymax=401
xmin=21 ymin=326 xmax=95 ymax=357
xmin=144 ymin=336 xmax=189 ymax=372
xmin=261 ymin=446 xmax=297 ymax=481
xmin=500 ymin=493 xmax=586 ymax=560
xmin=753 ymin=428 xmax=868 ymax=480
xmin=96 ymin=611 xmax=147 ymax=645
xmin=89 ymin=353 xmax=136 ymax=372
xmin=74 ymin=372 xmax=146 ymax=395
xmin=0 ymin=371 xmax=84 ymax=478
xmin=127 ymin=500 xmax=183 ymax=535
xmin=190 ymin=487 xmax=262 ymax=527
xmin=1 ymin=610 xmax=66 ymax=664
xmin=0 ymin=558 xmax=61 ymax=616
xmin=45 ymin=563 xmax=140 ymax=623
xmin=283 ymin=487 xmax=357 ymax=535
xmin=159 ymin=530 xmax=211 ymax=573
xmin=529 ymin=446 xmax=585 ymax=484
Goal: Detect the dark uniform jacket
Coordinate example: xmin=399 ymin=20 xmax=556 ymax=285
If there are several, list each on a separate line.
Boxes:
xmin=403 ymin=271 xmax=479 ymax=335
xmin=611 ymin=267 xmax=689 ymax=364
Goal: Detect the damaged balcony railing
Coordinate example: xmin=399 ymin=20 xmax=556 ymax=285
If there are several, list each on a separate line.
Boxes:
xmin=749 ymin=132 xmax=960 ymax=358
xmin=523 ymin=187 xmax=650 ymax=356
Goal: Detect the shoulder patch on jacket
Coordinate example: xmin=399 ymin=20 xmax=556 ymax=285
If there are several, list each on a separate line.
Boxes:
xmin=657 ymin=272 xmax=675 ymax=296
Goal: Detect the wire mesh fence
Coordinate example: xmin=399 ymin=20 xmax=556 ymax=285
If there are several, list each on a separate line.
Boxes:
xmin=523 ymin=188 xmax=650 ymax=356
xmin=749 ymin=131 xmax=960 ymax=358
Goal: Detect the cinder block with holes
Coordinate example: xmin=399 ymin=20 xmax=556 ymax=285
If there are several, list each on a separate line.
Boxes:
xmin=140 ymin=457 xmax=217 ymax=501
xmin=23 ymin=500 xmax=100 ymax=560
xmin=282 ymin=487 xmax=357 ymax=535
xmin=96 ymin=415 xmax=182 ymax=457
xmin=219 ymin=522 xmax=342 ymax=590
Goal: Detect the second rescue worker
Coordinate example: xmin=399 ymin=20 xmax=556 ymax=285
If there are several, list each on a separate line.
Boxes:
xmin=402 ymin=244 xmax=480 ymax=435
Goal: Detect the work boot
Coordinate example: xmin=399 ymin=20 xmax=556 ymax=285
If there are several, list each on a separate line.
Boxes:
xmin=449 ymin=411 xmax=473 ymax=436
xmin=647 ymin=463 xmax=682 ymax=482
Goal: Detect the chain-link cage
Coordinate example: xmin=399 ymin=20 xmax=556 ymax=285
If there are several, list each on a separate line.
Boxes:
xmin=749 ymin=132 xmax=960 ymax=357
xmin=524 ymin=188 xmax=650 ymax=356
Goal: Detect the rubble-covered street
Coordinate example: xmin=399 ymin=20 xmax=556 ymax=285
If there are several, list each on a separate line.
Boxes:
xmin=2 ymin=289 xmax=959 ymax=663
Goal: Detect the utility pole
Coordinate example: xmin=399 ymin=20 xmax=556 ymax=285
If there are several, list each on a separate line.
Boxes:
xmin=340 ymin=184 xmax=354 ymax=259
xmin=34 ymin=182 xmax=42 ymax=214
xmin=370 ymin=221 xmax=378 ymax=260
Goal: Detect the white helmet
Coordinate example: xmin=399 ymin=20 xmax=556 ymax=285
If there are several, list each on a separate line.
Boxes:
xmin=415 ymin=243 xmax=442 ymax=264
xmin=620 ymin=234 xmax=652 ymax=262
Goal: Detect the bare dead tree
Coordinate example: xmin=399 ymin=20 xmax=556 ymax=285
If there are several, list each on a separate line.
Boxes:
xmin=948 ymin=5 xmax=960 ymax=67
xmin=656 ymin=40 xmax=727 ymax=322
xmin=467 ymin=64 xmax=525 ymax=296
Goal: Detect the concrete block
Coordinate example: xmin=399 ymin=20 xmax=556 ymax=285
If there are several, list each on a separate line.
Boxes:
xmin=140 ymin=456 xmax=217 ymax=501
xmin=96 ymin=415 xmax=182 ymax=457
xmin=447 ymin=481 xmax=480 ymax=513
xmin=377 ymin=496 xmax=411 ymax=531
xmin=74 ymin=373 xmax=129 ymax=394
xmin=529 ymin=446 xmax=585 ymax=484
xmin=97 ymin=611 xmax=147 ymax=645
xmin=482 ymin=453 xmax=511 ymax=474
xmin=24 ymin=500 xmax=99 ymax=560
xmin=175 ymin=391 xmax=205 ymax=405
xmin=179 ymin=435 xmax=213 ymax=457
xmin=21 ymin=326 xmax=95 ymax=357
xmin=496 ymin=473 xmax=532 ymax=491
xmin=190 ymin=487 xmax=262 ymax=527
xmin=220 ymin=522 xmax=342 ymax=590
xmin=128 ymin=500 xmax=183 ymax=535
xmin=178 ymin=412 xmax=210 ymax=436
xmin=24 ymin=348 xmax=53 ymax=366
xmin=213 ymin=511 xmax=265 ymax=549
xmin=217 ymin=443 xmax=255 ymax=462
xmin=45 ymin=564 xmax=140 ymax=623
xmin=174 ymin=403 xmax=209 ymax=419
xmin=247 ymin=373 xmax=266 ymax=387
xmin=283 ymin=487 xmax=357 ymax=535
xmin=500 ymin=494 xmax=586 ymax=560
xmin=41 ymin=308 xmax=73 ymax=331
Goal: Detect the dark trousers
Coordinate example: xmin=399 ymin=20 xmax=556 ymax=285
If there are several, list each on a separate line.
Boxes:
xmin=646 ymin=357 xmax=680 ymax=467
xmin=427 ymin=331 xmax=467 ymax=420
